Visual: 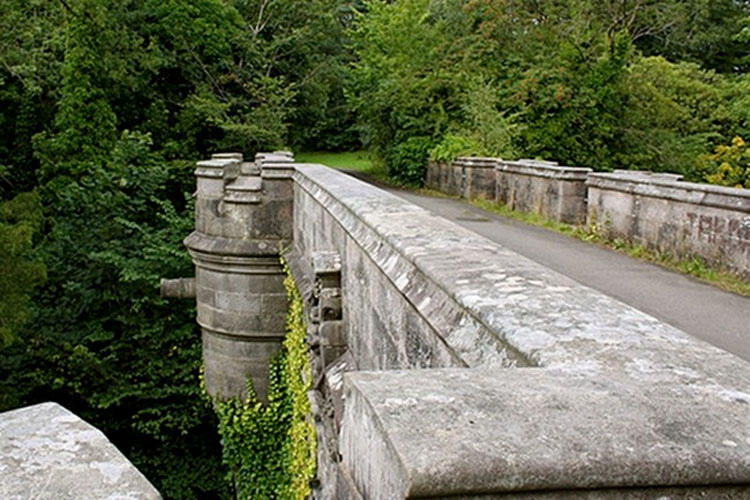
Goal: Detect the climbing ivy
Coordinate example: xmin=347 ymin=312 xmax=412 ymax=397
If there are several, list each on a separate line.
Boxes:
xmin=212 ymin=259 xmax=316 ymax=500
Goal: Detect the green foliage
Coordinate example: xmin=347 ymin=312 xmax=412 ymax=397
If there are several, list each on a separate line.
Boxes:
xmin=698 ymin=136 xmax=750 ymax=188
xmin=618 ymin=57 xmax=746 ymax=177
xmin=213 ymin=260 xmax=315 ymax=500
xmin=0 ymin=132 xmax=227 ymax=499
xmin=460 ymin=80 xmax=522 ymax=159
xmin=0 ymin=192 xmax=45 ymax=347
xmin=388 ymin=136 xmax=436 ymax=186
xmin=348 ymin=0 xmax=466 ymax=170
xmin=0 ymin=0 xmax=65 ymax=198
xmin=430 ymin=135 xmax=479 ymax=164
xmin=350 ymin=0 xmax=750 ymax=181
xmin=1 ymin=1 xmax=352 ymax=497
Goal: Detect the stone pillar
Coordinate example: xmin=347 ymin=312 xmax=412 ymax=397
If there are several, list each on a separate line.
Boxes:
xmin=184 ymin=152 xmax=295 ymax=402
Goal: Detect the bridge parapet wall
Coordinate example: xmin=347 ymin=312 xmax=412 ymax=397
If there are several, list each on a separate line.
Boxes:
xmin=188 ymin=155 xmax=750 ymax=499
xmin=587 ymin=170 xmax=750 ymax=278
xmin=289 ymin=163 xmax=750 ymax=499
xmin=496 ymin=159 xmax=592 ymax=224
xmin=427 ymin=158 xmax=750 ymax=276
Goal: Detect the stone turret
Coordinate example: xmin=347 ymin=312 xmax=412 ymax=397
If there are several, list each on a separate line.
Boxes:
xmin=184 ymin=151 xmax=295 ymax=402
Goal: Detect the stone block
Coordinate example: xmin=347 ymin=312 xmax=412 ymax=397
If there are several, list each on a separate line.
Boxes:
xmin=587 ymin=171 xmax=750 ymax=276
xmin=496 ymin=159 xmax=591 ymax=224
xmin=0 ymin=403 xmax=161 ymax=500
xmin=202 ymin=331 xmax=282 ymax=402
xmin=342 ymin=369 xmax=750 ymax=499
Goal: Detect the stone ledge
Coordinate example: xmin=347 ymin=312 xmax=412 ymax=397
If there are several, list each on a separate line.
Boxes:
xmin=497 ymin=160 xmax=592 ymax=181
xmin=289 ymin=162 xmax=750 ymax=499
xmin=0 ymin=402 xmax=161 ymax=500
xmin=293 ymin=163 xmax=529 ymax=368
xmin=454 ymin=157 xmax=498 ymax=169
xmin=587 ymin=171 xmax=750 ymax=213
xmin=184 ymin=231 xmax=289 ymax=261
xmin=342 ymin=369 xmax=750 ymax=500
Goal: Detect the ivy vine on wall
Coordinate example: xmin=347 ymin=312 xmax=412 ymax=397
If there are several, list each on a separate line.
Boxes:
xmin=211 ymin=258 xmax=316 ymax=500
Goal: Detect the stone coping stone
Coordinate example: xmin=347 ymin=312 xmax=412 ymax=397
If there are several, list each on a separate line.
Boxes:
xmin=211 ymin=152 xmax=243 ymax=161
xmin=0 ymin=402 xmax=161 ymax=500
xmin=342 ymin=369 xmax=750 ymax=499
xmin=497 ymin=160 xmax=592 ymax=180
xmin=587 ymin=171 xmax=750 ymax=213
xmin=454 ymin=157 xmax=498 ymax=168
xmin=194 ymin=158 xmax=241 ymax=179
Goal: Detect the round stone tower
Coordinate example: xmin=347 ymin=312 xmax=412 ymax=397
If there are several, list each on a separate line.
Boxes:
xmin=184 ymin=152 xmax=295 ymax=402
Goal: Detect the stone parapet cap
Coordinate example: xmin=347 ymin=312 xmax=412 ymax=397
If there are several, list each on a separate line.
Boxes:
xmin=292 ymin=163 xmax=746 ymax=377
xmin=287 ymin=162 xmax=749 ymax=498
xmin=211 ymin=152 xmax=243 ymax=161
xmin=497 ymin=159 xmax=592 ymax=180
xmin=224 ymin=176 xmax=263 ymax=204
xmin=0 ymin=403 xmax=161 ymax=500
xmin=194 ymin=158 xmax=240 ymax=179
xmin=343 ymin=368 xmax=750 ymax=499
xmin=259 ymin=151 xmax=296 ymax=179
xmin=454 ymin=156 xmax=498 ymax=168
xmin=587 ymin=171 xmax=750 ymax=213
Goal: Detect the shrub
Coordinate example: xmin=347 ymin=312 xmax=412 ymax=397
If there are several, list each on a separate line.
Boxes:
xmin=388 ymin=136 xmax=435 ymax=186
xmin=430 ymin=134 xmax=478 ymax=164
xmin=697 ymin=136 xmax=750 ymax=188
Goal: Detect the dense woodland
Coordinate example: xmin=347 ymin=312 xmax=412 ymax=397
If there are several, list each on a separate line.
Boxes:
xmin=1 ymin=1 xmax=749 ymax=499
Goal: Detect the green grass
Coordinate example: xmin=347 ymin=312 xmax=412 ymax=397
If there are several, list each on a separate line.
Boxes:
xmin=470 ymin=198 xmax=750 ymax=297
xmin=295 ymin=150 xmax=393 ymax=185
xmin=296 ymin=151 xmax=374 ymax=172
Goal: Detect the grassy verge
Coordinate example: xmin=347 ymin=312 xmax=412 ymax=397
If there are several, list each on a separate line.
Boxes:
xmin=296 ymin=151 xmax=403 ymax=186
xmin=470 ymin=198 xmax=750 ymax=297
xmin=296 ymin=151 xmax=376 ymax=172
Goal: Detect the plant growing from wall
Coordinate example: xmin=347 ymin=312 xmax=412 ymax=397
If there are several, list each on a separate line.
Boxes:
xmin=213 ymin=259 xmax=315 ymax=500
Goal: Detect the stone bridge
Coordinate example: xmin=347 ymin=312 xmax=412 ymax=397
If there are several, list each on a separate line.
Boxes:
xmin=177 ymin=152 xmax=750 ymax=499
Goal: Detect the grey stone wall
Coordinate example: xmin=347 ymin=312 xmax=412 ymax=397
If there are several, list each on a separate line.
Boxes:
xmin=428 ymin=158 xmax=750 ymax=274
xmin=0 ymin=402 xmax=161 ymax=500
xmin=287 ymin=162 xmax=750 ymax=499
xmin=456 ymin=157 xmax=497 ymax=199
xmin=496 ymin=159 xmax=591 ymax=224
xmin=186 ymin=155 xmax=750 ymax=499
xmin=426 ymin=157 xmax=496 ymax=199
xmin=587 ymin=170 xmax=750 ymax=277
xmin=185 ymin=152 xmax=294 ymax=402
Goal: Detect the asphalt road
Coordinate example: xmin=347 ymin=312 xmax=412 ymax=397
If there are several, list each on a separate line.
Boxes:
xmin=346 ymin=172 xmax=750 ymax=362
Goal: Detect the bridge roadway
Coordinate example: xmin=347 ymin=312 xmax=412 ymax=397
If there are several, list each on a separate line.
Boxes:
xmin=342 ymin=171 xmax=750 ymax=362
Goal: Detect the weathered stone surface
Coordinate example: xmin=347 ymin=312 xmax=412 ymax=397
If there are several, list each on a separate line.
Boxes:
xmin=289 ymin=162 xmax=750 ymax=499
xmin=455 ymin=157 xmax=498 ymax=200
xmin=587 ymin=170 xmax=750 ymax=277
xmin=159 ymin=277 xmax=195 ymax=299
xmin=0 ymin=402 xmax=161 ymax=500
xmin=342 ymin=369 xmax=750 ymax=499
xmin=185 ymin=155 xmax=750 ymax=499
xmin=496 ymin=159 xmax=591 ymax=224
xmin=186 ymin=154 xmax=293 ymax=402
